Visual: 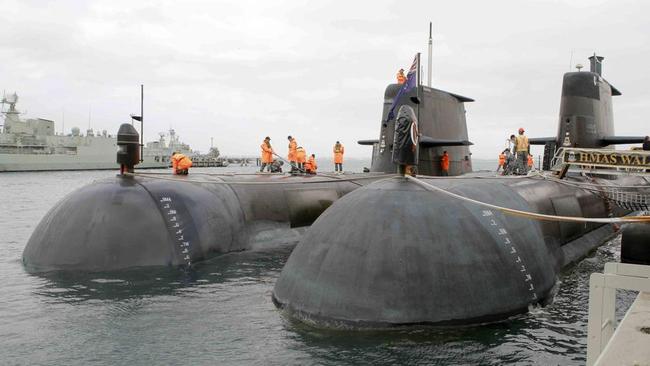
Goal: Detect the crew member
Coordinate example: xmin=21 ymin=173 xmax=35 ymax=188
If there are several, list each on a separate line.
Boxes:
xmin=269 ymin=159 xmax=283 ymax=173
xmin=440 ymin=150 xmax=450 ymax=176
xmin=171 ymin=151 xmax=193 ymax=175
xmin=295 ymin=146 xmax=306 ymax=171
xmin=527 ymin=154 xmax=534 ymax=170
xmin=514 ymin=128 xmax=529 ymax=175
xmin=304 ymin=154 xmax=317 ymax=174
xmin=497 ymin=150 xmax=506 ymax=172
xmin=502 ymin=148 xmax=514 ymax=175
xmin=260 ymin=136 xmax=274 ymax=172
xmin=287 ymin=135 xmax=298 ymax=170
xmin=396 ymin=68 xmax=406 ymax=84
xmin=333 ymin=141 xmax=344 ymax=173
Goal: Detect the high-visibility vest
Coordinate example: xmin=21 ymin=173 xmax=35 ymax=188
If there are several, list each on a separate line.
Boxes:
xmin=333 ymin=144 xmax=344 ymax=164
xmin=288 ymin=139 xmax=297 ymax=162
xmin=441 ymin=154 xmax=450 ymax=171
xmin=306 ymin=156 xmax=317 ymax=172
xmin=261 ymin=142 xmax=274 ymax=163
xmin=515 ymin=135 xmax=529 ymax=152
xmin=296 ymin=148 xmax=306 ymax=163
xmin=172 ymin=154 xmax=192 ymax=172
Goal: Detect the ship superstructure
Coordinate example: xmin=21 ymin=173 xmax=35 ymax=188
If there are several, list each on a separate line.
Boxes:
xmin=0 ymin=93 xmax=194 ymax=172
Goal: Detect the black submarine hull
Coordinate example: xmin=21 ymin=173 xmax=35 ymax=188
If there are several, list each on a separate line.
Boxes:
xmin=272 ymin=175 xmax=630 ymax=328
xmin=23 ymin=173 xmax=380 ymax=272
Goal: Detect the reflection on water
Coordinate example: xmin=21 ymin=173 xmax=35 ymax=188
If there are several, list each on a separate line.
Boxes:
xmin=0 ymin=168 xmax=638 ymax=365
xmin=32 ymin=246 xmax=294 ymax=303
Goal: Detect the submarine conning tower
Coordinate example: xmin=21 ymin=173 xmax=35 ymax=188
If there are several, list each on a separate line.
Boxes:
xmin=556 ymin=55 xmax=621 ymax=149
xmin=359 ymin=84 xmax=474 ymax=175
xmin=532 ymin=55 xmax=645 ymax=169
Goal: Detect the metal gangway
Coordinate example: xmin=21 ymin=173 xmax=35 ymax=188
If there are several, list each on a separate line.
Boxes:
xmin=549 ymin=147 xmax=650 ymax=211
xmin=551 ymin=147 xmax=650 ymax=177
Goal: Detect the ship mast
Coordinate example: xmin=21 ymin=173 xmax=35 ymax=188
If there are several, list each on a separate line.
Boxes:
xmin=129 ymin=84 xmax=144 ymax=162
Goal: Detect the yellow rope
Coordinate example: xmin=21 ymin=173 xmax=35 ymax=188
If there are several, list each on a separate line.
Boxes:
xmin=406 ymin=175 xmax=650 ymax=224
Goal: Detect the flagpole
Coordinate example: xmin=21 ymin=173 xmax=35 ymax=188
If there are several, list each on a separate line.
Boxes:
xmin=140 ymin=84 xmax=144 ymax=163
xmin=428 ymin=22 xmax=433 ymax=87
xmin=416 ymin=52 xmax=421 ymax=172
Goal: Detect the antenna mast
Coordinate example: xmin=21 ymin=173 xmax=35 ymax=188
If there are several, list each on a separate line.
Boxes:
xmin=427 ymin=22 xmax=433 ymax=87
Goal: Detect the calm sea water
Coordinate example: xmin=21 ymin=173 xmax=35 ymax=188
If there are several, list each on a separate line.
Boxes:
xmin=0 ymin=163 xmax=636 ymax=365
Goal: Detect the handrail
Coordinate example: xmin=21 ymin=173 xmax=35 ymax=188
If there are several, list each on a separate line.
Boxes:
xmin=586 ymin=262 xmax=650 ymax=365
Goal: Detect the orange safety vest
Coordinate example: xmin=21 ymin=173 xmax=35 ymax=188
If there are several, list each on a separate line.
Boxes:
xmin=172 ymin=153 xmax=192 ymax=173
xmin=441 ymin=153 xmax=450 ymax=171
xmin=288 ymin=138 xmax=297 ymax=162
xmin=305 ymin=156 xmax=317 ymax=172
xmin=333 ymin=143 xmax=344 ymax=164
xmin=498 ymin=154 xmax=506 ymax=166
xmin=527 ymin=155 xmax=534 ymax=167
xmin=296 ymin=147 xmax=306 ymax=163
xmin=261 ymin=141 xmax=274 ymax=163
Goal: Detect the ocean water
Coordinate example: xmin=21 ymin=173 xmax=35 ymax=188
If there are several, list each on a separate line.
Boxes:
xmin=0 ymin=165 xmax=636 ymax=365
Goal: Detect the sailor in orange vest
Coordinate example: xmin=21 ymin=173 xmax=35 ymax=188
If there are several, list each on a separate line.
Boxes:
xmin=287 ymin=135 xmax=298 ymax=170
xmin=497 ymin=150 xmax=506 ymax=173
xmin=171 ymin=151 xmax=193 ymax=175
xmin=440 ymin=150 xmax=450 ymax=176
xmin=260 ymin=136 xmax=274 ymax=172
xmin=527 ymin=154 xmax=534 ymax=170
xmin=333 ymin=141 xmax=344 ymax=173
xmin=295 ymin=146 xmax=306 ymax=171
xmin=396 ymin=68 xmax=406 ymax=84
xmin=304 ymin=154 xmax=317 ymax=175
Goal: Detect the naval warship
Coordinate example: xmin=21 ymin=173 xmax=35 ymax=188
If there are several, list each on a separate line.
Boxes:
xmin=0 ymin=93 xmax=194 ymax=172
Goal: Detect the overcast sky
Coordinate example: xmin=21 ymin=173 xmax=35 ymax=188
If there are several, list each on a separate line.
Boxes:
xmin=1 ymin=0 xmax=648 ymax=159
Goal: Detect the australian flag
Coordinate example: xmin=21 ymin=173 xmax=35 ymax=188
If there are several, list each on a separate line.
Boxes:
xmin=387 ymin=53 xmax=419 ymax=121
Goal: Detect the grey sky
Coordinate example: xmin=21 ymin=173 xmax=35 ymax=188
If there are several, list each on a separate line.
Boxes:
xmin=1 ymin=0 xmax=648 ymax=160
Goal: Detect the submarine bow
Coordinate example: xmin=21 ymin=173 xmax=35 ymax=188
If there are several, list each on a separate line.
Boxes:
xmin=272 ymin=174 xmax=625 ymax=328
xmin=22 ymin=173 xmax=372 ymax=272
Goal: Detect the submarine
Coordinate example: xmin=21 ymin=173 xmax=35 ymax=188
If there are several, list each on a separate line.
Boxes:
xmin=271 ymin=55 xmax=650 ymax=328
xmin=23 ymin=51 xmax=647 ymax=312
xmin=22 ymin=139 xmax=391 ymax=272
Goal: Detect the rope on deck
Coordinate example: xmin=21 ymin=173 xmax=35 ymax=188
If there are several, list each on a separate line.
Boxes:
xmin=406 ymin=175 xmax=650 ymax=224
xmin=124 ymin=172 xmax=396 ymax=186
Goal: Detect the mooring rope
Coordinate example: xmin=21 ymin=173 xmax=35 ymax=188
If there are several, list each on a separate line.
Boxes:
xmin=406 ymin=175 xmax=650 ymax=223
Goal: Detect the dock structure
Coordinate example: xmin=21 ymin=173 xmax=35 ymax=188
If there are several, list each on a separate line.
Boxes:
xmin=587 ymin=262 xmax=650 ymax=365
